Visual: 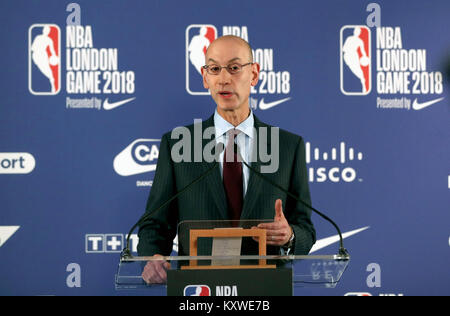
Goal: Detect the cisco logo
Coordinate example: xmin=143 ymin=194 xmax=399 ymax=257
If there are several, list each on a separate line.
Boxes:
xmin=0 ymin=153 xmax=36 ymax=174
xmin=306 ymin=142 xmax=363 ymax=183
xmin=113 ymin=139 xmax=160 ymax=176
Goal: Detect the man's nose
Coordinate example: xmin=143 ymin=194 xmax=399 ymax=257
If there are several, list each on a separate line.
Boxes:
xmin=217 ymin=68 xmax=232 ymax=85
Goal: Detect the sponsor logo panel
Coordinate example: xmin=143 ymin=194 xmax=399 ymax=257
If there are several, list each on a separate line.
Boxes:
xmin=29 ymin=24 xmax=61 ymax=95
xmin=112 ymin=140 xmax=365 ymax=185
xmin=0 ymin=153 xmax=36 ymax=174
xmin=306 ymin=142 xmax=364 ymax=183
xmin=113 ymin=139 xmax=160 ymax=187
xmin=340 ymin=24 xmax=445 ymax=110
xmin=340 ymin=25 xmax=371 ymax=96
xmin=85 ymin=233 xmax=178 ymax=254
xmin=86 ymin=233 xmax=137 ymax=253
xmin=28 ymin=7 xmax=136 ymax=111
xmin=186 ymin=24 xmax=291 ymax=111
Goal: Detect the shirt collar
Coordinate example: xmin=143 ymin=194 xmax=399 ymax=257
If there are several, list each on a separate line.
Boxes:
xmin=214 ymin=108 xmax=254 ymax=139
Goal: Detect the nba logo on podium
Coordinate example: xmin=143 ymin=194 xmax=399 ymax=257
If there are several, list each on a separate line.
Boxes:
xmin=185 ymin=24 xmax=218 ymax=95
xmin=184 ymin=285 xmax=211 ymax=296
xmin=28 ymin=24 xmax=61 ymax=95
xmin=340 ymin=25 xmax=371 ymax=96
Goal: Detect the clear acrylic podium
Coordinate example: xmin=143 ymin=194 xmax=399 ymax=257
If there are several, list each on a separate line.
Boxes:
xmin=116 ymin=220 xmax=350 ymax=295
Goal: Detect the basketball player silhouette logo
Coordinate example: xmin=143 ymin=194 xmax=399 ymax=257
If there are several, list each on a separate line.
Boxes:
xmin=188 ymin=26 xmax=211 ymax=75
xmin=340 ymin=25 xmax=371 ymax=95
xmin=29 ymin=24 xmax=61 ymax=95
xmin=185 ymin=24 xmax=217 ymax=95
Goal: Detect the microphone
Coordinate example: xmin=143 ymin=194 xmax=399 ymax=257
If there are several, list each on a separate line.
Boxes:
xmin=233 ymin=143 xmax=349 ymax=257
xmin=121 ymin=142 xmax=225 ymax=259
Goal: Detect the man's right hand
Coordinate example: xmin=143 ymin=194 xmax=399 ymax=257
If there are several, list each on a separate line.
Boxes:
xmin=141 ymin=254 xmax=171 ymax=284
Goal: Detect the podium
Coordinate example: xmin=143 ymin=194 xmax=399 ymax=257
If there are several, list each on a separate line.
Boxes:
xmin=116 ymin=220 xmax=350 ymax=296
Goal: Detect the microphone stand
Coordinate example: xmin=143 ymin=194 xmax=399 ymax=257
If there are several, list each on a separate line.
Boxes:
xmin=234 ymin=144 xmax=349 ymax=258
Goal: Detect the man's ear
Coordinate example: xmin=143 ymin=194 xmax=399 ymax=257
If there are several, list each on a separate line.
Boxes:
xmin=251 ymin=62 xmax=261 ymax=86
xmin=201 ymin=67 xmax=209 ymax=89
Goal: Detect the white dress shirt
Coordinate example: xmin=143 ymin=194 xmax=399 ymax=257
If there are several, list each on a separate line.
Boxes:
xmin=214 ymin=109 xmax=255 ymax=197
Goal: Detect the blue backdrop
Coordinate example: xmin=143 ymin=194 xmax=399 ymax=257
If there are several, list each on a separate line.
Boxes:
xmin=1 ymin=0 xmax=449 ymax=296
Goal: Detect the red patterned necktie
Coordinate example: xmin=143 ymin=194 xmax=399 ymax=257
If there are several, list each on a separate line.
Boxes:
xmin=223 ymin=129 xmax=243 ymax=221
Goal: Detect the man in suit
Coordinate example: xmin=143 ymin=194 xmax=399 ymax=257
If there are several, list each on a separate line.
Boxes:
xmin=138 ymin=35 xmax=315 ymax=284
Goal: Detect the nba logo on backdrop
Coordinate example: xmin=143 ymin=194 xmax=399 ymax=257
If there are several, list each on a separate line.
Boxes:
xmin=28 ymin=24 xmax=61 ymax=95
xmin=340 ymin=25 xmax=371 ymax=95
xmin=184 ymin=285 xmax=211 ymax=296
xmin=185 ymin=24 xmax=218 ymax=95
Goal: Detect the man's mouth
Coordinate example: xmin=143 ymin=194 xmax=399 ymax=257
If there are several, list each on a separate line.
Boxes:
xmin=218 ymin=91 xmax=234 ymax=98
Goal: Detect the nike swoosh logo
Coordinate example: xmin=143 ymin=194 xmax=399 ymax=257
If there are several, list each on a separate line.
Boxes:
xmin=309 ymin=226 xmax=369 ymax=254
xmin=0 ymin=226 xmax=20 ymax=247
xmin=412 ymin=97 xmax=444 ymax=111
xmin=103 ymin=97 xmax=136 ymax=110
xmin=259 ymin=97 xmax=291 ymax=110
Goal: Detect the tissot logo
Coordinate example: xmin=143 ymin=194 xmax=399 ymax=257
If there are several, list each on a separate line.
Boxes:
xmin=113 ymin=139 xmax=160 ymax=176
xmin=85 ymin=233 xmax=138 ymax=253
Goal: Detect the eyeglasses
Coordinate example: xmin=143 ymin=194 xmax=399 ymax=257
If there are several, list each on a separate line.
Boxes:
xmin=202 ymin=62 xmax=253 ymax=75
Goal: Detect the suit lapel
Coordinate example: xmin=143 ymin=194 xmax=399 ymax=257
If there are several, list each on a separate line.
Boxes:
xmin=241 ymin=115 xmax=271 ymax=220
xmin=199 ymin=113 xmax=272 ymax=220
xmin=200 ymin=115 xmax=229 ymax=220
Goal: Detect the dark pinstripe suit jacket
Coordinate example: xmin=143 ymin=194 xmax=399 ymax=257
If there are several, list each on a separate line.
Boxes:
xmin=137 ymin=114 xmax=316 ymax=256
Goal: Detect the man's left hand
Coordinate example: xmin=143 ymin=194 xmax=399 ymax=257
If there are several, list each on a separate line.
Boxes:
xmin=256 ymin=199 xmax=293 ymax=246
